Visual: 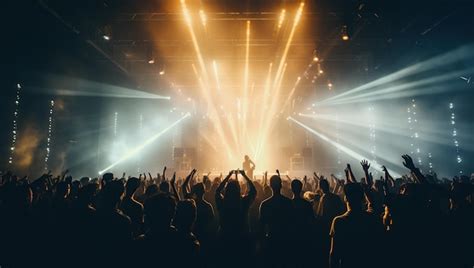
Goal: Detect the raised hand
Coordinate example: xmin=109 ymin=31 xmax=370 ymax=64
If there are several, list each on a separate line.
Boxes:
xmin=171 ymin=172 xmax=176 ymax=185
xmin=402 ymin=154 xmax=416 ymax=170
xmin=360 ymin=160 xmax=370 ymax=171
xmin=162 ymin=166 xmax=167 ymax=180
xmin=276 ymin=169 xmax=281 ymax=178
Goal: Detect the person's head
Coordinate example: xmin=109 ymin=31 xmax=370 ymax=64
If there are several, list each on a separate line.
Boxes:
xmin=244 ymin=155 xmax=250 ymax=161
xmin=56 ymin=181 xmax=70 ymax=198
xmin=80 ymin=177 xmax=90 ymax=186
xmin=101 ymin=180 xmax=125 ymax=209
xmin=343 ymin=183 xmax=365 ymax=209
xmin=374 ymin=180 xmax=384 ymax=192
xmin=224 ymin=180 xmax=241 ymax=200
xmin=102 ymin=173 xmax=114 ymax=183
xmin=145 ymin=184 xmax=159 ymax=197
xmin=269 ymin=175 xmax=282 ymax=194
xmin=173 ymin=199 xmax=197 ymax=232
xmin=319 ymin=179 xmax=330 ymax=193
xmin=77 ymin=183 xmax=98 ymax=205
xmin=291 ymin=179 xmax=303 ymax=197
xmin=144 ymin=193 xmax=176 ymax=229
xmin=125 ymin=177 xmax=141 ymax=196
xmin=159 ymin=181 xmax=170 ymax=193
xmin=204 ymin=177 xmax=212 ymax=190
xmin=192 ymin=183 xmax=205 ymax=198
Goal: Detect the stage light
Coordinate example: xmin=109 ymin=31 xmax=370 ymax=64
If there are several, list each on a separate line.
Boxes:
xmin=99 ymin=113 xmax=191 ymax=174
xmin=199 ymin=9 xmax=207 ymax=27
xmin=341 ymin=25 xmax=349 ymax=41
xmin=288 ymin=116 xmax=401 ymax=177
xmin=148 ymin=59 xmax=155 ymax=64
xmin=44 ymin=99 xmax=54 ymax=170
xmin=9 ymin=82 xmax=22 ymax=165
xmin=278 ymin=9 xmax=286 ymax=29
xmin=313 ymin=56 xmax=319 ymax=62
xmin=159 ymin=70 xmax=165 ymax=75
xmin=103 ymin=35 xmax=110 ymax=41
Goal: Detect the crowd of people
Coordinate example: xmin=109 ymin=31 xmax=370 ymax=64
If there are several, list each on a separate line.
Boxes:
xmin=0 ymin=154 xmax=472 ymax=267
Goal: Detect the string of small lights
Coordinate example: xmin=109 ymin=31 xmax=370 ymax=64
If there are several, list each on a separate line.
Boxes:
xmin=44 ymin=99 xmax=54 ymax=171
xmin=407 ymin=99 xmax=422 ymax=167
xmin=8 ymin=83 xmax=22 ymax=165
xmin=449 ymin=102 xmax=463 ymax=174
xmin=368 ymin=106 xmax=377 ymax=169
xmin=113 ymin=112 xmax=118 ymax=138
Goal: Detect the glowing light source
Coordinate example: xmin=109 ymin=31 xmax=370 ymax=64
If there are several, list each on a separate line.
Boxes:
xmin=288 ymin=116 xmax=400 ymax=177
xmin=341 ymin=25 xmax=349 ymax=41
xmin=103 ymin=35 xmax=110 ymax=41
xmin=44 ymin=99 xmax=54 ymax=170
xmin=8 ymin=83 xmax=21 ymax=164
xmin=99 ymin=113 xmax=191 ymax=174
xmin=449 ymin=102 xmax=463 ymax=173
xmin=278 ymin=9 xmax=286 ymax=29
xmin=199 ymin=9 xmax=207 ymax=27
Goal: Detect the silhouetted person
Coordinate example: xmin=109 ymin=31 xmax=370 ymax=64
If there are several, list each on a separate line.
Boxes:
xmin=95 ymin=180 xmax=132 ymax=262
xmin=136 ymin=193 xmax=178 ymax=266
xmin=120 ymin=177 xmax=144 ymax=237
xmin=329 ymin=183 xmax=382 ymax=268
xmin=215 ymin=170 xmax=256 ymax=266
xmin=259 ymin=175 xmax=293 ymax=266
xmin=174 ymin=199 xmax=200 ymax=266
xmin=242 ymin=155 xmax=256 ymax=180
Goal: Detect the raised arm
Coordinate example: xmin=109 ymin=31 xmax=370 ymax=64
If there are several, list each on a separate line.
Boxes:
xmin=182 ymin=169 xmax=196 ymax=199
xmin=215 ymin=171 xmax=232 ymax=201
xmin=240 ymin=170 xmax=256 ymax=201
xmin=346 ymin=164 xmax=357 ymax=183
xmin=402 ymin=154 xmax=426 ymax=183
xmin=170 ymin=172 xmax=180 ymax=201
xmin=360 ymin=160 xmax=372 ymax=187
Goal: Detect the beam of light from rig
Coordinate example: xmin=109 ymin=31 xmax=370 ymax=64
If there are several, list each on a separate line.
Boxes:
xmin=288 ymin=116 xmax=401 ymax=177
xmin=254 ymin=63 xmax=273 ymax=160
xmin=319 ymin=67 xmax=474 ymax=107
xmin=278 ymin=9 xmax=286 ymax=29
xmin=256 ymin=2 xmax=304 ymax=161
xmin=199 ymin=9 xmax=207 ymax=27
xmin=183 ymin=2 xmax=234 ymax=161
xmin=212 ymin=60 xmax=221 ymax=93
xmin=318 ymin=44 xmax=474 ymax=104
xmin=298 ymin=112 xmax=457 ymax=148
xmin=242 ymin=20 xmax=251 ymax=145
xmin=192 ymin=63 xmax=234 ymax=160
xmin=98 ymin=113 xmax=191 ymax=175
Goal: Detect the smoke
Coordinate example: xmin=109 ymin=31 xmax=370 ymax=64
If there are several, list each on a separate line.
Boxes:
xmin=14 ymin=124 xmax=42 ymax=169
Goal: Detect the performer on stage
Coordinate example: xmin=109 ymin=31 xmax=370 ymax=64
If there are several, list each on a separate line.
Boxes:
xmin=242 ymin=155 xmax=256 ymax=179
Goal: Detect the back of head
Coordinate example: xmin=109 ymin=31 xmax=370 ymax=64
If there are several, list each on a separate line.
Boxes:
xmin=174 ymin=199 xmax=197 ymax=231
xmin=159 ymin=181 xmax=170 ymax=193
xmin=77 ymin=183 xmax=98 ymax=204
xmin=101 ymin=180 xmax=125 ymax=208
xmin=126 ymin=177 xmax=141 ymax=194
xmin=224 ymin=180 xmax=241 ymax=200
xmin=80 ymin=177 xmax=90 ymax=186
xmin=343 ymin=183 xmax=364 ymax=207
xmin=269 ymin=175 xmax=282 ymax=193
xmin=144 ymin=193 xmax=177 ymax=228
xmin=102 ymin=173 xmax=114 ymax=183
xmin=319 ymin=179 xmax=330 ymax=193
xmin=145 ymin=184 xmax=159 ymax=197
xmin=192 ymin=183 xmax=205 ymax=198
xmin=291 ymin=179 xmax=303 ymax=196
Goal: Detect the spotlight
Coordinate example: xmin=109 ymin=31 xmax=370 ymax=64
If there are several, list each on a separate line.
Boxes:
xmin=278 ymin=9 xmax=286 ymax=29
xmin=313 ymin=56 xmax=319 ymax=62
xmin=341 ymin=25 xmax=349 ymax=41
xmin=328 ymin=82 xmax=333 ymax=88
xmin=159 ymin=70 xmax=165 ymax=76
xmin=199 ymin=9 xmax=207 ymax=27
xmin=103 ymin=35 xmax=110 ymax=41
xmin=98 ymin=113 xmax=190 ymax=174
xmin=148 ymin=59 xmax=155 ymax=64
